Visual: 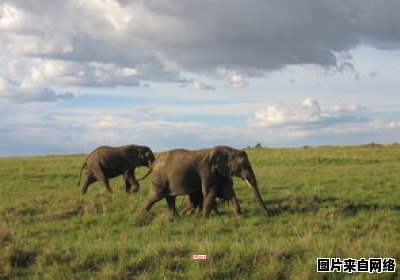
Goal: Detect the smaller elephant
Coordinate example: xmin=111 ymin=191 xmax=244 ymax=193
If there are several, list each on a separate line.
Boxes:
xmin=78 ymin=144 xmax=155 ymax=194
xmin=181 ymin=176 xmax=241 ymax=216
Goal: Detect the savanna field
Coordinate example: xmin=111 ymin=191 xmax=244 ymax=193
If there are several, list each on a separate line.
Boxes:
xmin=0 ymin=145 xmax=399 ymax=279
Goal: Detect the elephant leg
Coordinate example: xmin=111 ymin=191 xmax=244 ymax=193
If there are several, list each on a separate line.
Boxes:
xmin=140 ymin=186 xmax=164 ymax=213
xmin=102 ymin=179 xmax=113 ymax=193
xmin=130 ymin=177 xmax=140 ymax=193
xmin=211 ymin=200 xmax=220 ymax=215
xmin=181 ymin=195 xmax=196 ymax=215
xmin=190 ymin=192 xmax=203 ymax=209
xmin=129 ymin=169 xmax=140 ymax=193
xmin=189 ymin=192 xmax=205 ymax=216
xmin=200 ymin=191 xmax=219 ymax=215
xmin=81 ymin=173 xmax=96 ymax=194
xmin=224 ymin=189 xmax=242 ymax=216
xmin=93 ymin=171 xmax=113 ymax=193
xmin=220 ymin=185 xmax=241 ymax=215
xmin=166 ymin=196 xmax=178 ymax=216
xmin=124 ymin=180 xmax=131 ymax=193
xmin=228 ymin=195 xmax=241 ymax=215
xmin=123 ymin=171 xmax=131 ymax=193
xmin=202 ymin=188 xmax=217 ymax=218
xmin=124 ymin=171 xmax=139 ymax=193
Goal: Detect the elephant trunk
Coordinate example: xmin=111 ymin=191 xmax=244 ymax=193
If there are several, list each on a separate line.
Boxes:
xmin=242 ymin=169 xmax=269 ymax=214
xmin=137 ymin=167 xmax=153 ymax=181
xmin=245 ymin=180 xmax=269 ymax=213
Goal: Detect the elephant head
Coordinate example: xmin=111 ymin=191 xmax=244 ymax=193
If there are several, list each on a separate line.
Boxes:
xmin=209 ymin=146 xmax=269 ymax=213
xmin=137 ymin=146 xmax=155 ymax=168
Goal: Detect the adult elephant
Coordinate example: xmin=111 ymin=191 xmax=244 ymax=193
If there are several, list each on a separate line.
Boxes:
xmin=182 ymin=176 xmax=241 ymax=216
xmin=141 ymin=146 xmax=269 ymax=218
xmin=78 ymin=145 xmax=155 ymax=194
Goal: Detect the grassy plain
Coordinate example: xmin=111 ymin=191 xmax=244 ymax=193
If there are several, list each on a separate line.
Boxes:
xmin=0 ymin=144 xmax=399 ymax=279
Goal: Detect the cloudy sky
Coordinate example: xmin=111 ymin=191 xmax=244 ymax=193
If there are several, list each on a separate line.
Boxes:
xmin=1 ymin=0 xmax=399 ymax=156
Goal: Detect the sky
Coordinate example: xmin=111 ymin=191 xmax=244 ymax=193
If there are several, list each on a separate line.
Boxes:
xmin=0 ymin=0 xmax=400 ymax=156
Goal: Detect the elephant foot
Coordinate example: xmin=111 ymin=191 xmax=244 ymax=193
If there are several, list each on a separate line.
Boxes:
xmin=131 ymin=187 xmax=140 ymax=193
xmin=172 ymin=211 xmax=179 ymax=217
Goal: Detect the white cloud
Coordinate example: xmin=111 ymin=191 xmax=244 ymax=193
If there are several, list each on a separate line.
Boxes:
xmin=119 ymin=67 xmax=138 ymax=77
xmin=96 ymin=115 xmax=116 ymax=128
xmin=246 ymin=99 xmax=400 ymax=146
xmin=3 ymin=34 xmax=73 ymax=56
xmin=369 ymin=119 xmax=400 ymax=130
xmin=248 ymin=98 xmax=379 ymax=145
xmin=77 ymin=0 xmax=131 ymax=32
xmin=190 ymin=81 xmax=215 ymax=91
xmin=0 ymin=101 xmax=399 ymax=155
xmin=0 ymin=105 xmax=215 ymax=155
xmin=329 ymin=103 xmax=366 ymax=114
xmin=0 ymin=3 xmax=24 ymax=30
xmin=230 ymin=73 xmax=248 ymax=88
xmin=0 ymin=57 xmax=145 ymax=103
xmin=249 ymin=99 xmax=324 ymax=127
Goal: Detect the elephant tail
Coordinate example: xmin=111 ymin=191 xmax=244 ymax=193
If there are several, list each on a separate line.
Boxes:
xmin=77 ymin=161 xmax=87 ymax=187
xmin=137 ymin=167 xmax=153 ymax=181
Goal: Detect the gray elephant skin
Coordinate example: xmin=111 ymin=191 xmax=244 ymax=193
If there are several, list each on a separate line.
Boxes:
xmin=182 ymin=176 xmax=241 ymax=216
xmin=141 ymin=146 xmax=268 ymax=218
xmin=78 ymin=145 xmax=155 ymax=194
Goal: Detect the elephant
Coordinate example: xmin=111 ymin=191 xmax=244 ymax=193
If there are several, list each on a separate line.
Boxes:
xmin=181 ymin=176 xmax=241 ymax=216
xmin=78 ymin=144 xmax=155 ymax=194
xmin=140 ymin=146 xmax=269 ymax=218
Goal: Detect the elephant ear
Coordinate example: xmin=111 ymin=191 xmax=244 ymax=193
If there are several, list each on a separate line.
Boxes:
xmin=127 ymin=146 xmax=141 ymax=167
xmin=209 ymin=149 xmax=229 ymax=176
xmin=137 ymin=147 xmax=150 ymax=166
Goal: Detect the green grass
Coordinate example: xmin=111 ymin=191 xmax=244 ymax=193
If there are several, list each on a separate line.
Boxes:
xmin=0 ymin=144 xmax=399 ymax=279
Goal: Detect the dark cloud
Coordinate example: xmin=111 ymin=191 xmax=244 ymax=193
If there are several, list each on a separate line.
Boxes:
xmin=0 ymin=78 xmax=75 ymax=103
xmin=1 ymin=0 xmax=400 ymax=94
xmin=141 ymin=0 xmax=400 ymax=73
xmin=11 ymin=1 xmax=400 ymax=63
